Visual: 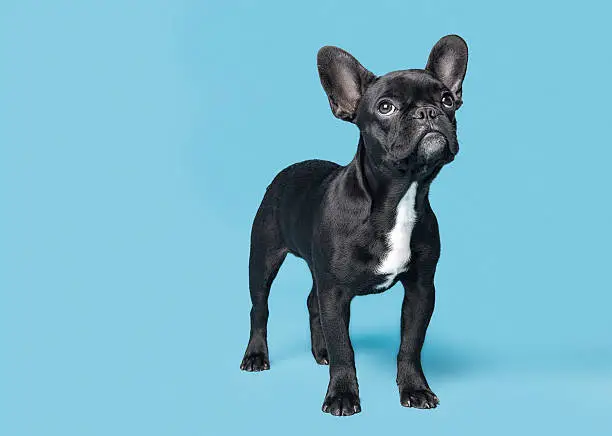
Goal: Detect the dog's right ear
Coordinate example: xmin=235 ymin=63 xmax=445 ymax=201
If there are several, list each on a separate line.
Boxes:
xmin=317 ymin=46 xmax=375 ymax=122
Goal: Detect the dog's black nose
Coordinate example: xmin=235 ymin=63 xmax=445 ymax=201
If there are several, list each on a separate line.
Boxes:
xmin=413 ymin=106 xmax=440 ymax=120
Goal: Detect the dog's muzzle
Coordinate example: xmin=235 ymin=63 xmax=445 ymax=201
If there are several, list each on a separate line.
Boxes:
xmin=419 ymin=131 xmax=451 ymax=160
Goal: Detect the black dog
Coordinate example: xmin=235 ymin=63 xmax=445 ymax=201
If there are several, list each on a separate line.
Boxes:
xmin=240 ymin=35 xmax=468 ymax=416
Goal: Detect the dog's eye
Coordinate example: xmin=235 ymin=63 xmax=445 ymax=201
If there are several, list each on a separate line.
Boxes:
xmin=377 ymin=100 xmax=396 ymax=115
xmin=441 ymin=93 xmax=454 ymax=108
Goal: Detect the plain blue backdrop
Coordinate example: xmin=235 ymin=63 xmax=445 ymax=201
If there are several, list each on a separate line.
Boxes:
xmin=2 ymin=0 xmax=611 ymax=434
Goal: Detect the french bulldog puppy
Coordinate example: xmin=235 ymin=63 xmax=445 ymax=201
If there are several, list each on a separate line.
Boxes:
xmin=240 ymin=35 xmax=468 ymax=416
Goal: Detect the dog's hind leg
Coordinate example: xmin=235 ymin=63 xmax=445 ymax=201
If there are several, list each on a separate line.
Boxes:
xmin=240 ymin=205 xmax=287 ymax=372
xmin=307 ymin=284 xmax=329 ymax=365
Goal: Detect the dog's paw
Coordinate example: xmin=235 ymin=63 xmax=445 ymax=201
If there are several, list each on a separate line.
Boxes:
xmin=312 ymin=348 xmax=329 ymax=365
xmin=400 ymin=388 xmax=439 ymax=409
xmin=322 ymin=391 xmax=361 ymax=416
xmin=240 ymin=352 xmax=270 ymax=372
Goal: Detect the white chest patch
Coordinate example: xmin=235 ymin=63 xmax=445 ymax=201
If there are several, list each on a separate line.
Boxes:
xmin=375 ymin=182 xmax=418 ymax=289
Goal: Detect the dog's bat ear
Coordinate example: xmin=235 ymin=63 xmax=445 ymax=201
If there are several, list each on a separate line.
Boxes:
xmin=317 ymin=46 xmax=375 ymax=122
xmin=426 ymin=35 xmax=468 ymax=108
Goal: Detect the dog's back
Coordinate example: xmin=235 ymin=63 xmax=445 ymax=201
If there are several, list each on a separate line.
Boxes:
xmin=254 ymin=159 xmax=340 ymax=260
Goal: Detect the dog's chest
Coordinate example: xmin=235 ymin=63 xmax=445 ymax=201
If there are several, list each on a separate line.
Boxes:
xmin=374 ymin=182 xmax=418 ymax=289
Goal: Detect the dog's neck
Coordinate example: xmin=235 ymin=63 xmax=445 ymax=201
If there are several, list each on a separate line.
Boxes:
xmin=351 ymin=136 xmax=434 ymax=215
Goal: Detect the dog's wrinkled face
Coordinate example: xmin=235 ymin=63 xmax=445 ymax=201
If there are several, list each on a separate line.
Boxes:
xmin=318 ymin=35 xmax=468 ymax=176
xmin=357 ymin=70 xmax=459 ymax=170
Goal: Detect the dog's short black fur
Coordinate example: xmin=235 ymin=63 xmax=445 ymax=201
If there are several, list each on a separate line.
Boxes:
xmin=240 ymin=35 xmax=468 ymax=416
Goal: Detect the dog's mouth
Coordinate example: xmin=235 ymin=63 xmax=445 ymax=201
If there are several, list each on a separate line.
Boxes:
xmin=417 ymin=130 xmax=458 ymax=163
xmin=419 ymin=131 xmax=447 ymax=157
xmin=387 ymin=129 xmax=457 ymax=171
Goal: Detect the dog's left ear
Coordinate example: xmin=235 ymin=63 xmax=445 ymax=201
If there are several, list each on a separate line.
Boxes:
xmin=426 ymin=35 xmax=468 ymax=108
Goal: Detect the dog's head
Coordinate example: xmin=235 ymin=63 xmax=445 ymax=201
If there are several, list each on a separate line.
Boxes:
xmin=317 ymin=35 xmax=468 ymax=177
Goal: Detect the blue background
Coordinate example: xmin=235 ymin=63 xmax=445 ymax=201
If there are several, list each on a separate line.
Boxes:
xmin=2 ymin=0 xmax=611 ymax=434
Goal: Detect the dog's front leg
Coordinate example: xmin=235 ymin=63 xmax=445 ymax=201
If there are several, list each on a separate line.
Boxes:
xmin=318 ymin=284 xmax=360 ymax=416
xmin=397 ymin=270 xmax=439 ymax=409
